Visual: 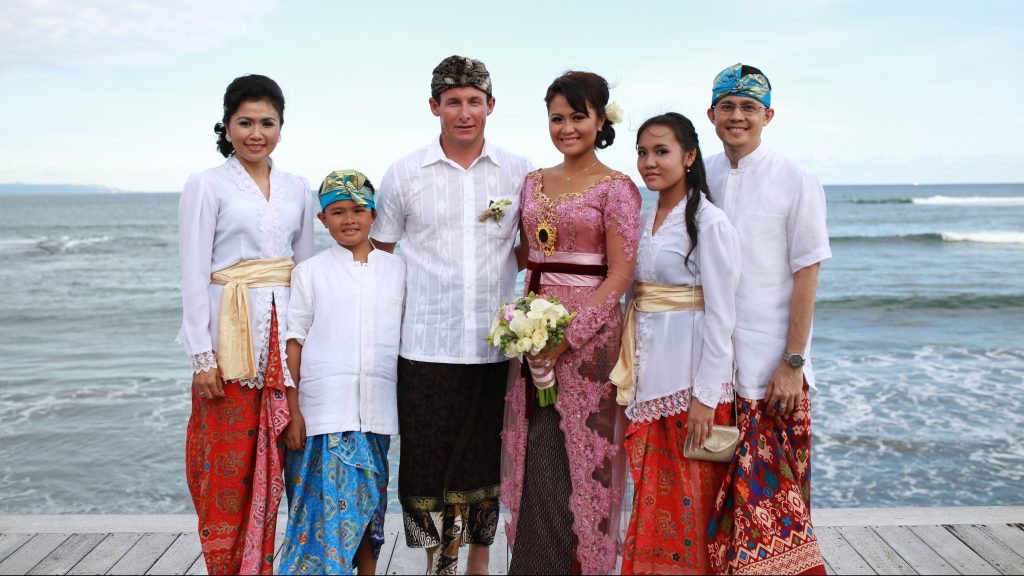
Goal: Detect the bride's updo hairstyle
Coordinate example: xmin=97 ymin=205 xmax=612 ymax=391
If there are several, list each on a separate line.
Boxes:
xmin=213 ymin=74 xmax=286 ymax=158
xmin=544 ymin=71 xmax=616 ymax=149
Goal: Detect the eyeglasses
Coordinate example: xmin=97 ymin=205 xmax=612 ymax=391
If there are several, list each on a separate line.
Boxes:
xmin=715 ymin=102 xmax=765 ymax=116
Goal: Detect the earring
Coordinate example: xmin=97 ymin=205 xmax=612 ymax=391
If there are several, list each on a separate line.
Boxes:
xmin=225 ymin=133 xmax=232 ymax=143
xmin=686 ymin=166 xmax=692 ymax=174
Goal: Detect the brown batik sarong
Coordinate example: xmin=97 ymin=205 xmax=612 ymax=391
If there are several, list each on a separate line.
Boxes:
xmin=397 ymin=357 xmax=508 ymax=575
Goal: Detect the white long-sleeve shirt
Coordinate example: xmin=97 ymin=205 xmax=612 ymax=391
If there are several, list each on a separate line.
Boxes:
xmin=371 ymin=138 xmax=534 ymax=364
xmin=626 ymin=196 xmax=741 ymax=422
xmin=286 ymin=245 xmax=405 ymax=436
xmin=178 ymin=155 xmax=316 ymax=388
xmin=706 ymin=145 xmax=832 ymax=399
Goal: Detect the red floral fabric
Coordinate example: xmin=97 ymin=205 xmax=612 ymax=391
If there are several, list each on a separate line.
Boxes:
xmin=186 ymin=307 xmax=290 ymax=575
xmin=622 ymin=402 xmax=732 ymax=575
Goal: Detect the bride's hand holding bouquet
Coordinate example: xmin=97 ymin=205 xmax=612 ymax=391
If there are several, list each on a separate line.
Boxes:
xmin=485 ymin=293 xmax=576 ymax=407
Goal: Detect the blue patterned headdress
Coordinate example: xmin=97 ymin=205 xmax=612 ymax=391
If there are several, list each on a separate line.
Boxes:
xmin=711 ymin=63 xmax=772 ymax=108
xmin=318 ymin=170 xmax=375 ymax=212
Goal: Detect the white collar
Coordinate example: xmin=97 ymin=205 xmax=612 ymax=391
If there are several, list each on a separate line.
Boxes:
xmin=421 ymin=136 xmax=499 ymax=170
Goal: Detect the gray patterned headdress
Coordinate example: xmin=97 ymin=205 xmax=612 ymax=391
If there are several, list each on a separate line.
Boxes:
xmin=431 ymin=55 xmax=492 ymax=101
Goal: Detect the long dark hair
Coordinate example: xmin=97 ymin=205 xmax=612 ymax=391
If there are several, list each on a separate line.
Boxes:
xmin=544 ymin=71 xmax=616 ymax=149
xmin=213 ymin=74 xmax=286 ymax=158
xmin=636 ymin=112 xmax=710 ymax=272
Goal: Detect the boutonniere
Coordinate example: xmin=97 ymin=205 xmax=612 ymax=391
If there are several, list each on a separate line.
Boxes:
xmin=479 ymin=199 xmax=513 ymax=227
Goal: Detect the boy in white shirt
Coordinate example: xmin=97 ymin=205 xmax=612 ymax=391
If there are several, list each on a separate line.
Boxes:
xmin=278 ymin=170 xmax=405 ymax=576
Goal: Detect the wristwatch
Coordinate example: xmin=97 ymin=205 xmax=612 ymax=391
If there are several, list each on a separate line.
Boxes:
xmin=783 ymin=352 xmax=805 ymax=368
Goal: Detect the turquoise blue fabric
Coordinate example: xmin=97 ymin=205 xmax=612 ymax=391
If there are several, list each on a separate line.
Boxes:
xmin=279 ymin=432 xmax=390 ymax=575
xmin=711 ymin=63 xmax=772 ymax=108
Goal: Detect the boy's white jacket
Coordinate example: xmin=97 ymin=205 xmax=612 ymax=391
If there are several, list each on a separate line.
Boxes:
xmin=286 ymin=244 xmax=405 ymax=436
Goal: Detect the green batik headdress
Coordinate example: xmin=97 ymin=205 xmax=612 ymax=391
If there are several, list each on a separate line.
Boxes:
xmin=318 ymin=169 xmax=375 ymax=211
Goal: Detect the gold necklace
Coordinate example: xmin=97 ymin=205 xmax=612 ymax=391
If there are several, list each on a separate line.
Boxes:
xmin=563 ymin=159 xmax=600 ymax=182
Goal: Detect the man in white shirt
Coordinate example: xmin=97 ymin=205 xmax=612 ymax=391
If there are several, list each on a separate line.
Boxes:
xmin=371 ymin=55 xmax=533 ymax=576
xmin=703 ymin=63 xmax=830 ymax=575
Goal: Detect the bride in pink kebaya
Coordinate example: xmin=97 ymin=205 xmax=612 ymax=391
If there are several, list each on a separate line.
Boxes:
xmin=501 ymin=70 xmax=641 ymax=575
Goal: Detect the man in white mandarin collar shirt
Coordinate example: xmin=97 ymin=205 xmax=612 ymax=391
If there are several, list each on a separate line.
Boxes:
xmin=371 ymin=55 xmax=533 ymax=576
xmin=703 ymin=63 xmax=830 ymax=575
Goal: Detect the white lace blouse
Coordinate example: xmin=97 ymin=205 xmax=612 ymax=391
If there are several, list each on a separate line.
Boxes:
xmin=178 ymin=155 xmax=316 ymax=388
xmin=625 ymin=195 xmax=742 ymax=423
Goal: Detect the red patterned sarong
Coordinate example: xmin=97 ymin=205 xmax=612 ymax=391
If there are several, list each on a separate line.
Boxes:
xmin=622 ymin=402 xmax=732 ymax=575
xmin=708 ymin=387 xmax=826 ymax=575
xmin=186 ymin=307 xmax=290 ymax=575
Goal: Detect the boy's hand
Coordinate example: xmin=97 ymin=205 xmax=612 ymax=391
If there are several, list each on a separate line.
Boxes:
xmin=284 ymin=410 xmax=306 ymax=452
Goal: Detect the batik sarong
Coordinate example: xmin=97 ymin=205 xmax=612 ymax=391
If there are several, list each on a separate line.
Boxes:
xmin=185 ymin=307 xmax=290 ymax=575
xmin=397 ymin=357 xmax=506 ymax=575
xmin=708 ymin=387 xmax=826 ymax=575
xmin=279 ymin=432 xmax=390 ymax=575
xmin=622 ymin=402 xmax=733 ymax=575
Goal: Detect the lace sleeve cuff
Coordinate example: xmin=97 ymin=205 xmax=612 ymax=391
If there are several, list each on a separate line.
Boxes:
xmin=191 ymin=351 xmax=218 ymax=374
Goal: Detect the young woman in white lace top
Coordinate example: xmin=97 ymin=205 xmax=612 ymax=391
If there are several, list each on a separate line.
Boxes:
xmin=614 ymin=112 xmax=741 ymax=575
xmin=178 ymin=74 xmax=315 ymax=575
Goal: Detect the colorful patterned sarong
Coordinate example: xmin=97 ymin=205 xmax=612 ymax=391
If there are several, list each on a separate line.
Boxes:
xmin=185 ymin=307 xmax=290 ymax=575
xmin=708 ymin=388 xmax=826 ymax=575
xmin=279 ymin=432 xmax=390 ymax=575
xmin=622 ymin=402 xmax=732 ymax=575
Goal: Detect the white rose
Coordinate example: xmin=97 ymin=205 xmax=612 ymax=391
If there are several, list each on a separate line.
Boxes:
xmin=605 ymin=101 xmax=624 ymax=124
xmin=530 ymin=298 xmax=554 ymax=314
xmin=508 ymin=310 xmax=531 ymax=336
xmin=516 ymin=337 xmax=533 ymax=353
xmin=531 ymin=329 xmax=548 ymax=352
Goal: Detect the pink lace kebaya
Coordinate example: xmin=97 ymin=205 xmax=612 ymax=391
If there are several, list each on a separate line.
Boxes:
xmin=501 ymin=169 xmax=641 ymax=575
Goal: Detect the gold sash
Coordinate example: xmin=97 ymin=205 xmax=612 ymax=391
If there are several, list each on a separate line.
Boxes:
xmin=211 ymin=258 xmax=294 ymax=380
xmin=610 ymin=282 xmax=705 ymax=406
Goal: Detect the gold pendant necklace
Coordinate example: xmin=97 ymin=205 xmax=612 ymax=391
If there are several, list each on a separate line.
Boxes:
xmin=533 ymin=165 xmax=593 ymax=257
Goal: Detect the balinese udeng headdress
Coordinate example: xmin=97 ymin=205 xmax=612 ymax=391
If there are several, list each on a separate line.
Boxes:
xmin=318 ymin=170 xmax=375 ymax=212
xmin=711 ymin=63 xmax=772 ymax=108
xmin=431 ymin=55 xmax=492 ymax=101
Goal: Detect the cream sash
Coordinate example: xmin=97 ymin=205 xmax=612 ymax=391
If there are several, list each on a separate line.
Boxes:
xmin=211 ymin=258 xmax=294 ymax=380
xmin=610 ymin=282 xmax=704 ymax=406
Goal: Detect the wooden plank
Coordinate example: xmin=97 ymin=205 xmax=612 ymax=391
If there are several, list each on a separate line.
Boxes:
xmin=271 ymin=530 xmax=286 ymax=574
xmin=872 ymin=525 xmax=956 ymax=575
xmin=184 ymin=552 xmax=207 ymax=576
xmin=0 ymin=533 xmax=69 ymax=575
xmin=984 ymin=524 xmax=1024 ymax=559
xmin=0 ymin=535 xmax=32 ymax=565
xmin=67 ymin=534 xmax=142 ymax=575
xmin=0 ymin=515 xmax=289 ymax=534
xmin=28 ymin=533 xmax=105 ymax=576
xmin=146 ymin=533 xmax=201 ymax=575
xmin=385 ymin=535 xmax=427 ymax=575
xmin=813 ymin=507 xmax=1024 ymax=527
xmin=107 ymin=533 xmax=176 ymax=575
xmin=836 ymin=526 xmax=915 ymax=575
xmin=815 ymin=526 xmax=874 ymax=575
xmin=911 ymin=525 xmax=998 ymax=575
xmin=375 ymin=532 xmax=398 ymax=576
xmin=947 ymin=525 xmax=1024 ymax=575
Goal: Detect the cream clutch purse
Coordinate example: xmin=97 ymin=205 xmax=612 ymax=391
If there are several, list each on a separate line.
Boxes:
xmin=683 ymin=423 xmax=740 ymax=463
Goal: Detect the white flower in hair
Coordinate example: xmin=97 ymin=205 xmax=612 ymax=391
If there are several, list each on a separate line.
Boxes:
xmin=605 ymin=101 xmax=624 ymax=124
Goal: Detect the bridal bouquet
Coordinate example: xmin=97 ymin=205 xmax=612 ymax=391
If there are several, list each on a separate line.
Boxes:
xmin=485 ymin=293 xmax=576 ymax=407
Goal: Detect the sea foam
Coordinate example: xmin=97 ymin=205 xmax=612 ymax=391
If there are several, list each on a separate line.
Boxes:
xmin=913 ymin=195 xmax=1024 ymax=206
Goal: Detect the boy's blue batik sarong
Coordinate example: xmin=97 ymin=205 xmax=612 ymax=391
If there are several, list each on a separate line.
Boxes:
xmin=280 ymin=432 xmax=390 ymax=575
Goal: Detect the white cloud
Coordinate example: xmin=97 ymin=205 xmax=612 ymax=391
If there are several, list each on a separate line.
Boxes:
xmin=0 ymin=0 xmax=274 ymax=71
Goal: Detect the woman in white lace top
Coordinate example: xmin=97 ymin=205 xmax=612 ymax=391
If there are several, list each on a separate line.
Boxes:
xmin=614 ymin=113 xmax=741 ymax=575
xmin=178 ymin=74 xmax=315 ymax=575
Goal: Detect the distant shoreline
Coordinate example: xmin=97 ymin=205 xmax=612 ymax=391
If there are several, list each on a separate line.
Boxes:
xmin=3 ymin=181 xmax=1024 ymax=196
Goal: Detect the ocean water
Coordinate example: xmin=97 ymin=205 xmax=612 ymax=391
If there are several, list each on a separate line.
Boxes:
xmin=0 ymin=183 xmax=1022 ymax=514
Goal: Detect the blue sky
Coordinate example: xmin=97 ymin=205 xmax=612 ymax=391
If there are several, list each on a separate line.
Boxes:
xmin=2 ymin=0 xmax=1022 ymax=191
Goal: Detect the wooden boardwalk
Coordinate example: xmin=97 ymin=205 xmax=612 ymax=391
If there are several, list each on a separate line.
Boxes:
xmin=1 ymin=507 xmax=1023 ymax=575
